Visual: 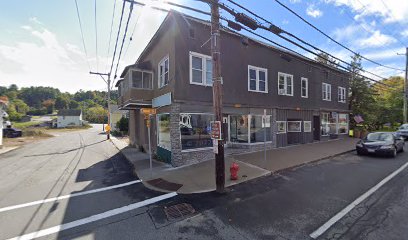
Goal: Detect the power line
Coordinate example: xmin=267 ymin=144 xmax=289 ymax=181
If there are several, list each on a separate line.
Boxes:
xmin=94 ymin=0 xmax=99 ymax=71
xmin=74 ymin=0 xmax=91 ymax=71
xmin=220 ymin=0 xmax=397 ymax=89
xmin=270 ymin=0 xmax=405 ymax=72
xmin=105 ymin=0 xmax=118 ymax=74
xmin=123 ymin=5 xmax=142 ymax=66
xmin=109 ymin=0 xmax=127 ymax=77
xmin=121 ymin=0 xmax=397 ymax=91
xmin=113 ymin=2 xmax=134 ymax=84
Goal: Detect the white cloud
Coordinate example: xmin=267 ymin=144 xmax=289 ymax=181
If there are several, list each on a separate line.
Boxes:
xmin=357 ymin=30 xmax=396 ymax=48
xmin=306 ymin=4 xmax=323 ymax=18
xmin=401 ymin=30 xmax=408 ymax=38
xmin=324 ymin=0 xmax=408 ymax=23
xmin=289 ymin=0 xmax=301 ymax=3
xmin=363 ymin=47 xmax=405 ymax=61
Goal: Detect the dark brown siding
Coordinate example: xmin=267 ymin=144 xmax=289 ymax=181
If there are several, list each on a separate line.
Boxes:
xmin=173 ymin=14 xmax=349 ymax=112
xmin=276 ymin=109 xmax=314 ymax=147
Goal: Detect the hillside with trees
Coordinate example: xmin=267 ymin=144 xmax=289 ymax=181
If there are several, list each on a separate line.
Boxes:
xmin=0 ymin=84 xmax=117 ymax=123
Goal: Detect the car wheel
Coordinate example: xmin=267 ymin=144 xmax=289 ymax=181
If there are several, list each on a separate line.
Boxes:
xmin=357 ymin=149 xmax=364 ymax=155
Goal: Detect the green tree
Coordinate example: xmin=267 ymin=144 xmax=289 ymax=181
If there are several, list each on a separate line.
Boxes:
xmin=42 ymin=99 xmax=55 ymax=114
xmin=348 ymin=54 xmax=377 ymax=130
xmin=86 ymin=106 xmax=108 ymax=123
xmin=69 ymin=100 xmax=80 ymax=109
xmin=116 ymin=116 xmax=129 ymax=133
xmin=315 ymin=52 xmax=339 ymax=67
xmin=13 ymin=99 xmax=29 ymax=115
xmin=55 ymin=96 xmax=70 ymax=110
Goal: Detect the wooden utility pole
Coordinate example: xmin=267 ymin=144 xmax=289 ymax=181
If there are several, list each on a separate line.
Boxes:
xmin=211 ymin=0 xmax=225 ymax=193
xmin=90 ymin=71 xmax=111 ymax=139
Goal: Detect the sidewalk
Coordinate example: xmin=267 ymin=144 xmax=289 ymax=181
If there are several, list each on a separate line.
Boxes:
xmin=0 ymin=146 xmax=19 ymax=155
xmin=111 ymin=137 xmax=359 ymax=194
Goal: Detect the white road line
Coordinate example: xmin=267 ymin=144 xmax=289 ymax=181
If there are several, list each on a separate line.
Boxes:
xmin=310 ymin=161 xmax=408 ymax=239
xmin=0 ymin=180 xmax=142 ymax=213
xmin=7 ymin=192 xmax=177 ymax=240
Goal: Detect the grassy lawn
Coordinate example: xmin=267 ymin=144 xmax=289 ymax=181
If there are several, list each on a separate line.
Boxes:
xmin=12 ymin=121 xmax=40 ymax=129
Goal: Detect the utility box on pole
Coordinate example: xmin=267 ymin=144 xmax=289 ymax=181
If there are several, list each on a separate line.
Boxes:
xmin=211 ymin=0 xmax=225 ymax=193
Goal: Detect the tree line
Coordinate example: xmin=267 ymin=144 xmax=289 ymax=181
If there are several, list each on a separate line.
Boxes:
xmin=0 ymin=85 xmax=118 ymax=124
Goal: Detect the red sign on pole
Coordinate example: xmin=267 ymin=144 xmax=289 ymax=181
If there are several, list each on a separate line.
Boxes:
xmin=211 ymin=121 xmax=222 ymax=140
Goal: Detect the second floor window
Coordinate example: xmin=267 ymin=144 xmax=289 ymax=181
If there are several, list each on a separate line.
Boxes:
xmin=338 ymin=87 xmax=346 ymax=103
xmin=301 ymin=77 xmax=308 ymax=98
xmin=132 ymin=70 xmax=153 ymax=89
xmin=322 ymin=83 xmax=331 ymax=101
xmin=158 ymin=56 xmax=169 ymax=88
xmin=190 ymin=52 xmax=212 ymax=86
xmin=278 ymin=72 xmax=293 ymax=96
xmin=248 ymin=65 xmax=268 ymax=93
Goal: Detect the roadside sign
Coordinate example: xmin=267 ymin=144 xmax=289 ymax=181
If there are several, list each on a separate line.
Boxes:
xmin=141 ymin=108 xmax=156 ymax=115
xmin=213 ymin=139 xmax=218 ymax=154
xmin=211 ymin=121 xmax=222 ymax=140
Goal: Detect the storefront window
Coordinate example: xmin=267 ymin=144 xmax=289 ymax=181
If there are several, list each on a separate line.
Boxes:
xmin=321 ymin=113 xmax=330 ymax=136
xmin=180 ymin=114 xmax=213 ymax=150
xmin=321 ymin=112 xmax=339 ymax=136
xmin=250 ymin=115 xmax=271 ymax=143
xmin=338 ymin=114 xmax=348 ymax=134
xmin=230 ymin=115 xmax=249 ymax=143
xmin=157 ymin=114 xmax=171 ymax=150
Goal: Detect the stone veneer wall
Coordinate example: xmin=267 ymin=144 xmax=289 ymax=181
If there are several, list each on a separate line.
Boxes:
xmin=169 ymin=103 xmax=183 ymax=167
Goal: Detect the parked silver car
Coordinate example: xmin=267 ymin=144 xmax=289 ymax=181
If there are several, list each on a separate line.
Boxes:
xmin=397 ymin=124 xmax=408 ymax=140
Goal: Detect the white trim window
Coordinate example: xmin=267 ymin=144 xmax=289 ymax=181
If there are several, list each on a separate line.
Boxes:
xmin=338 ymin=87 xmax=346 ymax=103
xmin=248 ymin=65 xmax=268 ymax=93
xmin=277 ymin=121 xmax=286 ymax=134
xmin=158 ymin=55 xmax=169 ymax=88
xmin=189 ymin=52 xmax=213 ymax=86
xmin=278 ymin=72 xmax=293 ymax=96
xmin=322 ymin=83 xmax=331 ymax=101
xmin=303 ymin=121 xmax=312 ymax=132
xmin=287 ymin=121 xmax=302 ymax=132
xmin=301 ymin=77 xmax=308 ymax=98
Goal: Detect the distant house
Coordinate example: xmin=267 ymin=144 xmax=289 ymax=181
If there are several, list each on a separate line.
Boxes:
xmin=109 ymin=105 xmax=128 ymax=131
xmin=56 ymin=109 xmax=82 ymax=128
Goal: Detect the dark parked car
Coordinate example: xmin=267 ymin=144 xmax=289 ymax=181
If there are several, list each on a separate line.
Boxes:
xmin=3 ymin=127 xmax=22 ymax=138
xmin=356 ymin=132 xmax=404 ymax=157
xmin=397 ymin=124 xmax=408 ymax=140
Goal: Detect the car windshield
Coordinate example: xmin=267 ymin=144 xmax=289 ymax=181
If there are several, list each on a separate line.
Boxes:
xmin=399 ymin=125 xmax=408 ymax=130
xmin=366 ymin=133 xmax=393 ymax=141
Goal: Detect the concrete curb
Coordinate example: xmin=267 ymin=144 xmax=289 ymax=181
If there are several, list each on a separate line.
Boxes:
xmin=110 ymin=137 xmax=356 ymax=195
xmin=0 ymin=146 xmax=20 ymax=156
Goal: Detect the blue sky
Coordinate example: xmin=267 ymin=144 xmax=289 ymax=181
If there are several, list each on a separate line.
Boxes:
xmin=0 ymin=0 xmax=407 ymax=92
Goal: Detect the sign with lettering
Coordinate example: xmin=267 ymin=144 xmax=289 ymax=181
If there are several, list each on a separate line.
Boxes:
xmin=211 ymin=121 xmax=222 ymax=140
xmin=141 ymin=108 xmax=156 ymax=115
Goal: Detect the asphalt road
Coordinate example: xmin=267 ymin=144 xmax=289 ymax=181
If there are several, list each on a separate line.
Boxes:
xmin=0 ymin=126 xmax=407 ymax=240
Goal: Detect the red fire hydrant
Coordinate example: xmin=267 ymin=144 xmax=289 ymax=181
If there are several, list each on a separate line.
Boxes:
xmin=230 ymin=162 xmax=239 ymax=180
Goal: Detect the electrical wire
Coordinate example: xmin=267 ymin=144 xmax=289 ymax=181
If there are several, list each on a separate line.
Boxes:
xmin=123 ymin=5 xmax=142 ymax=65
xmin=94 ymin=0 xmax=99 ymax=71
xmin=109 ymin=0 xmax=127 ymax=77
xmin=105 ymin=0 xmax=117 ymax=74
xmin=113 ymin=2 xmax=134 ymax=84
xmin=270 ymin=0 xmax=405 ymax=72
xmin=220 ymin=0 xmax=397 ymax=89
xmin=74 ymin=0 xmax=91 ymax=71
